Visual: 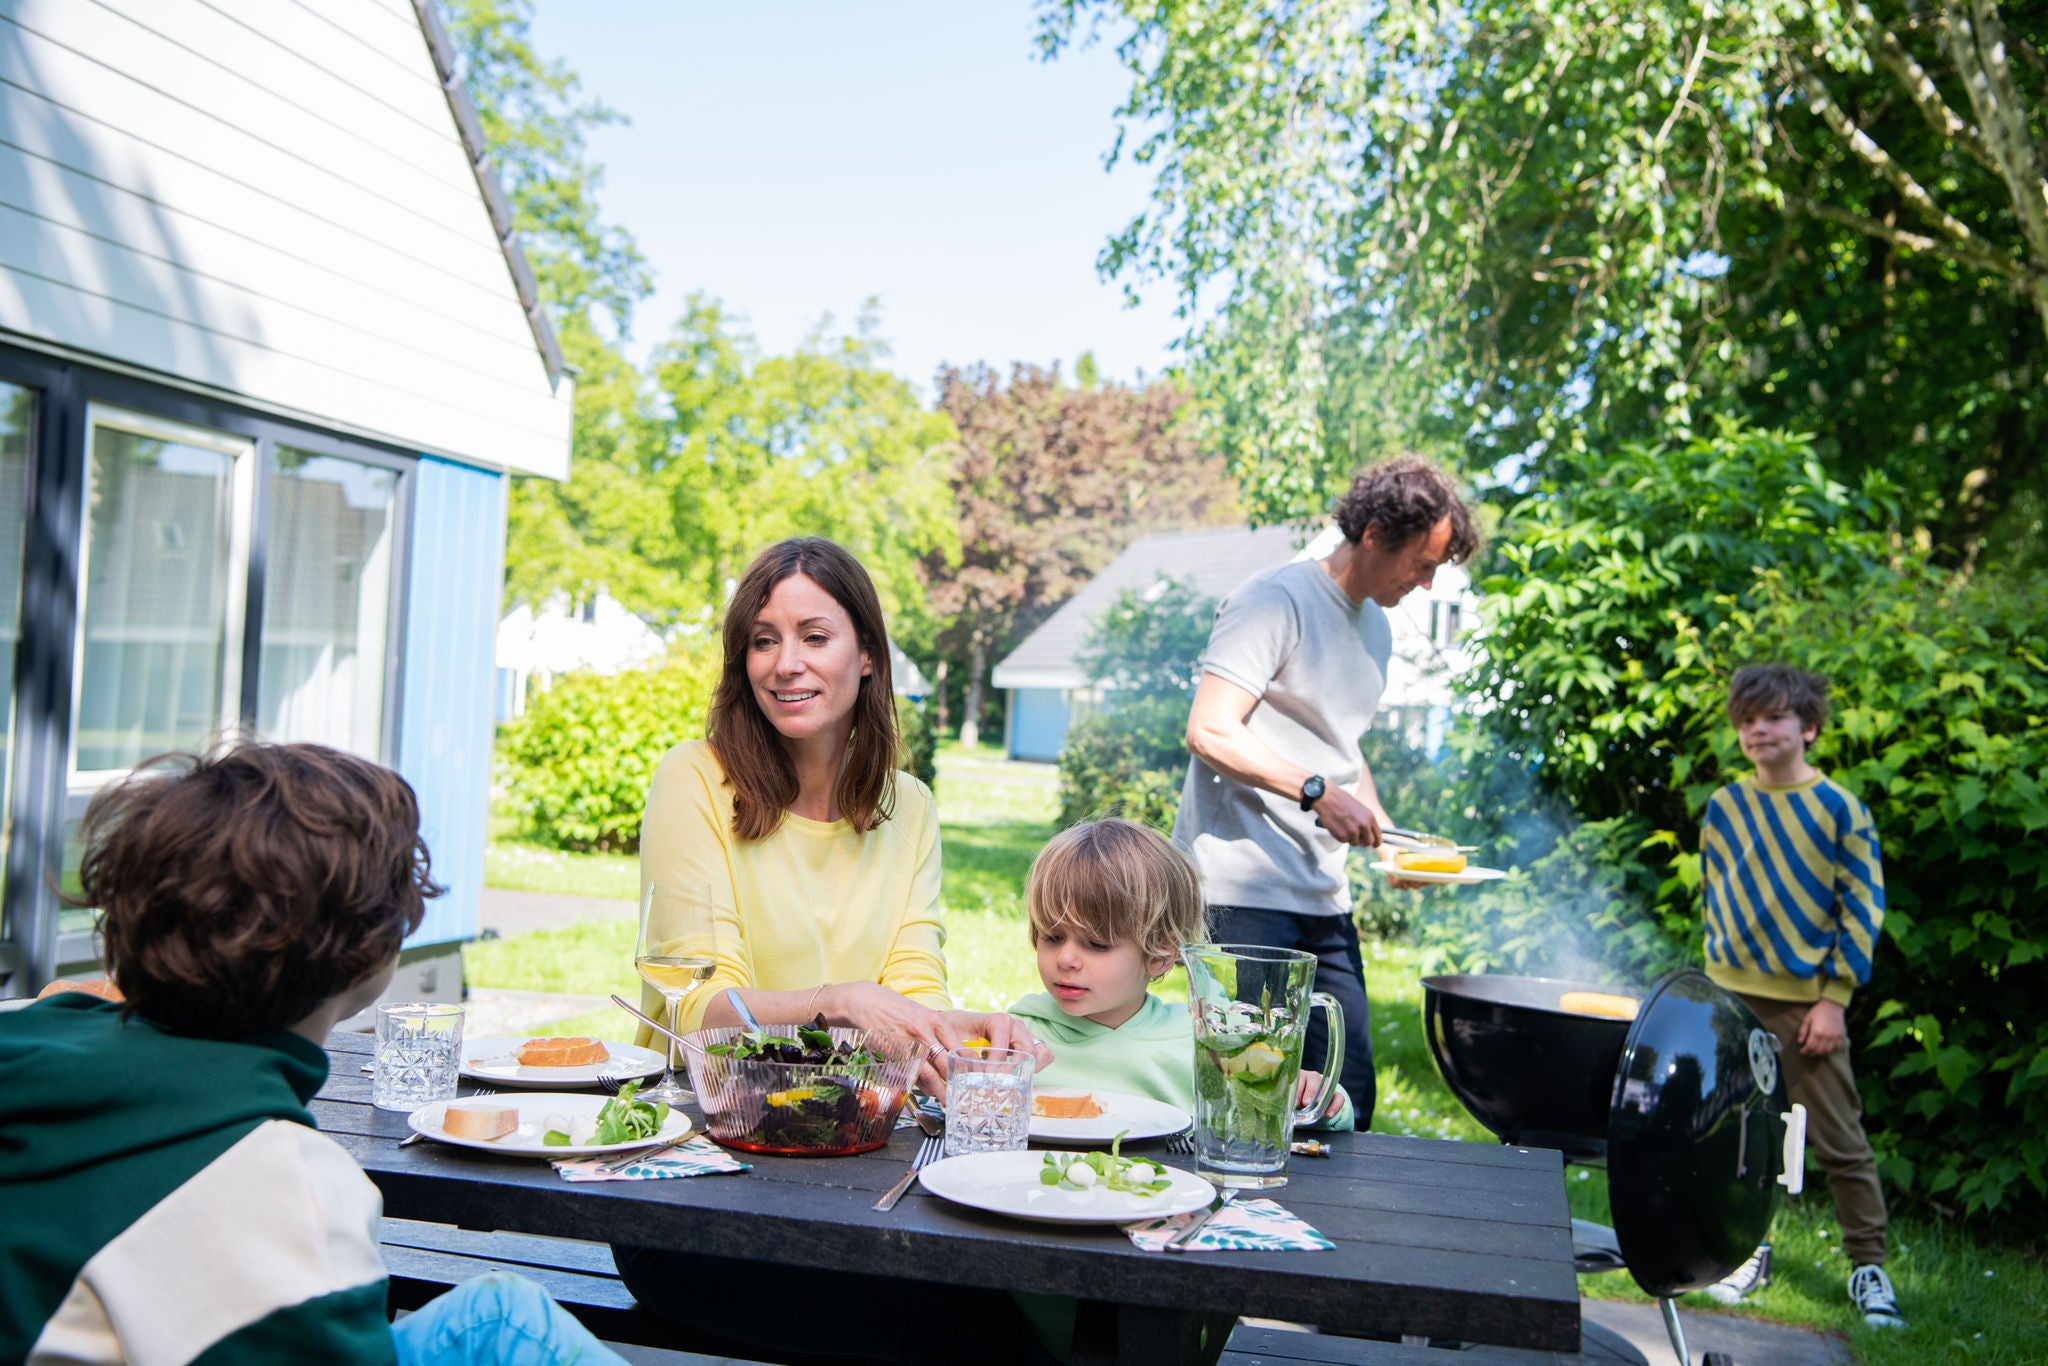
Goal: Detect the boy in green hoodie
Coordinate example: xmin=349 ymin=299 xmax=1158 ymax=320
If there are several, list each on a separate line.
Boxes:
xmin=0 ymin=741 xmax=625 ymax=1366
xmin=1008 ymin=818 xmax=1352 ymax=1129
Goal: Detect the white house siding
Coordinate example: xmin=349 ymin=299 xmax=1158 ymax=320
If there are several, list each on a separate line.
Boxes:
xmin=0 ymin=0 xmax=572 ymax=477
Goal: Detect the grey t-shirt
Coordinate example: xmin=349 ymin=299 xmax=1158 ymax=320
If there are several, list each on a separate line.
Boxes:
xmin=1171 ymin=558 xmax=1392 ymax=917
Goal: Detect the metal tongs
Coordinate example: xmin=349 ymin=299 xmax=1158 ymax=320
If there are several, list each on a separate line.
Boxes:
xmin=1380 ymin=826 xmax=1481 ymax=853
xmin=610 ymin=993 xmax=701 ymax=1053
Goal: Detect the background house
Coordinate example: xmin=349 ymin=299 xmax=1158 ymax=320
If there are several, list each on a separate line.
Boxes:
xmin=0 ymin=0 xmax=571 ymax=999
xmin=991 ymin=524 xmax=1480 ymax=761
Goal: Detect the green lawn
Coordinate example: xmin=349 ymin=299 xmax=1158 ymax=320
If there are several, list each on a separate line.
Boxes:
xmin=475 ymin=740 xmax=2044 ymax=1363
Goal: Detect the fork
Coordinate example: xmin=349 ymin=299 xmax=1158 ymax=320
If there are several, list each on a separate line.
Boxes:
xmin=1168 ymin=1130 xmax=1196 ymax=1156
xmin=399 ymin=1088 xmax=495 ymax=1147
xmin=872 ymin=1131 xmax=944 ymax=1211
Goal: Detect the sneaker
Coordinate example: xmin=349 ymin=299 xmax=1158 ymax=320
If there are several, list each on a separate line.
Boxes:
xmin=1850 ymin=1263 xmax=1907 ymax=1329
xmin=1705 ymin=1242 xmax=1771 ymax=1304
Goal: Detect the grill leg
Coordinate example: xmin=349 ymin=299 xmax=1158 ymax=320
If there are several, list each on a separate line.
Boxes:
xmin=1657 ymin=1296 xmax=1690 ymax=1366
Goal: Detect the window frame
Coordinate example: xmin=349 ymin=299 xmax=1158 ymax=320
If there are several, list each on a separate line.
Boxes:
xmin=0 ymin=342 xmax=421 ymax=992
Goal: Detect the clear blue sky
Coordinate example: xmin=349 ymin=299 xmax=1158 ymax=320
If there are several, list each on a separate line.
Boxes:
xmin=528 ymin=1 xmax=1186 ymax=398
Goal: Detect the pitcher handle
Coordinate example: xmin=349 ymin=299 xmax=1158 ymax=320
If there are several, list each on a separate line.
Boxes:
xmin=1293 ymin=991 xmax=1344 ymax=1127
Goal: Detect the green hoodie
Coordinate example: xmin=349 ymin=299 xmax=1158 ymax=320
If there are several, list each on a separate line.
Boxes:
xmin=0 ymin=994 xmax=394 ymax=1364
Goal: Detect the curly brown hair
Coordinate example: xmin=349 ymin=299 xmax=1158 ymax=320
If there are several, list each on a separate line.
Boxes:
xmin=708 ymin=537 xmax=901 ymax=841
xmin=1726 ymin=663 xmax=1830 ymax=733
xmin=1333 ymin=456 xmax=1479 ymax=562
xmin=76 ymin=741 xmax=442 ymax=1038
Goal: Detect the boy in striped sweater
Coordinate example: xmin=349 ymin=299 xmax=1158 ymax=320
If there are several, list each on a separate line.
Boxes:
xmin=0 ymin=742 xmax=626 ymax=1365
xmin=1698 ymin=665 xmax=1904 ymax=1330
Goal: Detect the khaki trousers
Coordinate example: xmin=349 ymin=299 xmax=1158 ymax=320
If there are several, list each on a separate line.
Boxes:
xmin=1738 ymin=992 xmax=1889 ymax=1265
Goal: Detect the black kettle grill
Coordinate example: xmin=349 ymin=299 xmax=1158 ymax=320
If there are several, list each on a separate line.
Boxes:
xmin=1423 ymin=969 xmax=1807 ymax=1366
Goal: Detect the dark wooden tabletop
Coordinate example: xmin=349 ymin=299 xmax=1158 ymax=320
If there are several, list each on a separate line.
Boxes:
xmin=323 ymin=1031 xmax=1579 ymax=1362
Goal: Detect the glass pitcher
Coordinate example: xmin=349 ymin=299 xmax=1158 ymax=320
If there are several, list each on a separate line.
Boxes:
xmin=1181 ymin=943 xmax=1344 ymax=1188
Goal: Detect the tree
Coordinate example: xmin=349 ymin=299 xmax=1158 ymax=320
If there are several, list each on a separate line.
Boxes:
xmin=652 ymin=301 xmax=961 ymax=651
xmin=1039 ymin=0 xmax=2046 ymax=565
xmin=443 ymin=0 xmax=650 ymax=333
xmin=446 ymin=0 xmax=667 ymax=615
xmin=922 ymin=364 xmax=1241 ymax=745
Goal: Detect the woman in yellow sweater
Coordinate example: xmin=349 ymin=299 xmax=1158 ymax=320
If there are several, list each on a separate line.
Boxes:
xmin=620 ymin=537 xmax=1053 ymax=1364
xmin=638 ymin=535 xmax=1047 ymax=1082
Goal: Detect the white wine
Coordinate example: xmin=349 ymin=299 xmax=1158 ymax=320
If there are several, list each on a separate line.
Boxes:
xmin=636 ymin=954 xmax=714 ymax=998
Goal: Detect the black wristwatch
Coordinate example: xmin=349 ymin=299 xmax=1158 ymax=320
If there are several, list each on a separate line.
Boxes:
xmin=1299 ymin=775 xmax=1326 ymax=811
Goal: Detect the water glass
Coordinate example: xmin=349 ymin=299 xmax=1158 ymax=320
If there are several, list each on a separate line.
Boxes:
xmin=942 ymin=1047 xmax=1034 ymax=1157
xmin=373 ymin=1002 xmax=464 ymax=1111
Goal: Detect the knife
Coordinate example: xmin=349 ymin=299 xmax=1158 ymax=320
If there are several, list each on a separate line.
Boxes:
xmin=1165 ymin=1187 xmax=1239 ymax=1252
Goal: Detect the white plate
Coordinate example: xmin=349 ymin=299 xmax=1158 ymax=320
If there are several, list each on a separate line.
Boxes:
xmin=407 ymin=1092 xmax=691 ymax=1157
xmin=458 ymin=1037 xmax=667 ymax=1089
xmin=1370 ymin=861 xmax=1509 ymax=885
xmin=1028 ymin=1088 xmax=1191 ymax=1145
xmin=918 ymin=1149 xmax=1216 ymax=1225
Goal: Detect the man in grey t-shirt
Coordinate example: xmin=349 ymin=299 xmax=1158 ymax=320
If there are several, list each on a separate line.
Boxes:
xmin=1174 ymin=458 xmax=1477 ymax=1126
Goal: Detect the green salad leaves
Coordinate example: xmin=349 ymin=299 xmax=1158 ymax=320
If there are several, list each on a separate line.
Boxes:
xmin=1038 ymin=1132 xmax=1175 ymax=1196
xmin=541 ymin=1081 xmax=670 ymax=1147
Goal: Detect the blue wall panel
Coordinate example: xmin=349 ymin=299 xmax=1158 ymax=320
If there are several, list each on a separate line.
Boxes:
xmin=1007 ymin=687 xmax=1070 ymax=763
xmin=398 ymin=457 xmax=505 ymax=947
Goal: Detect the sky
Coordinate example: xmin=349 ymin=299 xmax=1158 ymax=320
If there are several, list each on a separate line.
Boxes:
xmin=527 ymin=1 xmax=1188 ymax=399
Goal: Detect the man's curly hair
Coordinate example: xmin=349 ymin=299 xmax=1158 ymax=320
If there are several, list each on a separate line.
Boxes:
xmin=1333 ymin=456 xmax=1479 ymax=562
xmin=76 ymin=741 xmax=442 ymax=1037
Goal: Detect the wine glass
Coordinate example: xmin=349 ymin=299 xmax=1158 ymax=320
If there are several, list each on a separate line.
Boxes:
xmin=634 ymin=881 xmax=719 ymax=1106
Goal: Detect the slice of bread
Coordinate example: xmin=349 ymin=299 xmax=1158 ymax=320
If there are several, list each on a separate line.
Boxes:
xmin=1032 ymin=1091 xmax=1104 ymax=1120
xmin=37 ymin=977 xmax=123 ymax=1002
xmin=516 ymin=1036 xmax=608 ymax=1067
xmin=442 ymin=1102 xmax=519 ymax=1141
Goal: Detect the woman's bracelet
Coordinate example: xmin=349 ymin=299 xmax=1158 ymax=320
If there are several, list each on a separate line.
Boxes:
xmin=803 ymin=983 xmax=826 ymax=1022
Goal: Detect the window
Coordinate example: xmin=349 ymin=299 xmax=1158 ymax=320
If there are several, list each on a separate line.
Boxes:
xmin=0 ymin=382 xmax=32 ymax=904
xmin=1429 ymin=600 xmax=1463 ymax=648
xmin=70 ymin=408 xmax=253 ymax=780
xmin=256 ymin=448 xmax=398 ymax=758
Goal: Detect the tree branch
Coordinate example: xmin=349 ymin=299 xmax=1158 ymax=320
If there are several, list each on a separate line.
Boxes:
xmin=1869 ymin=26 xmax=1997 ymax=171
xmin=1790 ymin=197 xmax=2029 ymax=284
xmin=1797 ymin=68 xmax=2018 ymax=269
xmin=1951 ymin=0 xmax=2048 ymax=250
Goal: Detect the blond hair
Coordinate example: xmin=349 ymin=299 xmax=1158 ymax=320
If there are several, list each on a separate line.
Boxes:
xmin=1026 ymin=819 xmax=1207 ymax=970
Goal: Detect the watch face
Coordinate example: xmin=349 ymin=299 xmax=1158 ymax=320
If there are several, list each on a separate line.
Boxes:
xmin=1301 ymin=776 xmax=1325 ymax=808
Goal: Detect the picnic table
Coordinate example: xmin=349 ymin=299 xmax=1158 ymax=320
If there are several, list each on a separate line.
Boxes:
xmin=320 ymin=1030 xmax=1580 ymax=1366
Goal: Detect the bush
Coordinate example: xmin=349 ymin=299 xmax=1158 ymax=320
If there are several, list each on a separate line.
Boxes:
xmin=1055 ymin=578 xmax=1215 ymax=831
xmin=1706 ymin=569 xmax=2048 ymax=1223
xmin=1444 ymin=421 xmax=2048 ymax=1225
xmin=499 ymin=642 xmax=720 ymax=852
xmin=1056 ymin=694 xmax=1191 ymax=830
xmin=896 ymin=694 xmax=937 ymax=790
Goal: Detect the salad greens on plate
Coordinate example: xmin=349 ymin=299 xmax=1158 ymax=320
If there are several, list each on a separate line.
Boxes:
xmin=541 ymin=1080 xmax=670 ymax=1147
xmin=1038 ymin=1132 xmax=1175 ymax=1196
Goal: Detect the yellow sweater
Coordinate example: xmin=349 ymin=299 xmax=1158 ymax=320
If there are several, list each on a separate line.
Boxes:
xmin=638 ymin=740 xmax=950 ymax=1033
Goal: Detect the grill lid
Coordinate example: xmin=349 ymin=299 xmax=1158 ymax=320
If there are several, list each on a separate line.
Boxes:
xmin=1607 ymin=969 xmax=1786 ymax=1297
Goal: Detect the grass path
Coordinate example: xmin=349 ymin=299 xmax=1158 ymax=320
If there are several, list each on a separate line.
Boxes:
xmin=474 ymin=742 xmax=2042 ymax=1363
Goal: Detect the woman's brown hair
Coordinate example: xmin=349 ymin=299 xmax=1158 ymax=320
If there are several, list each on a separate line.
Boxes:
xmin=75 ymin=740 xmax=443 ymax=1038
xmin=708 ymin=537 xmax=901 ymax=840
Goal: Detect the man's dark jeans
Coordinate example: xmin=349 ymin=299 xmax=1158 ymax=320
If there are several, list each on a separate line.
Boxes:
xmin=1207 ymin=904 xmax=1376 ymax=1129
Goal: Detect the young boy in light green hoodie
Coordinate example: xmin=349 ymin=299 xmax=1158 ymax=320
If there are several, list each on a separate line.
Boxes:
xmin=1007 ymin=817 xmax=1351 ymax=1135
xmin=1005 ymin=818 xmax=1348 ymax=1362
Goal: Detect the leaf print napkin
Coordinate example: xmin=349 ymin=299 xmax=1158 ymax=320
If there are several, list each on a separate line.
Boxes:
xmin=1124 ymin=1197 xmax=1334 ymax=1252
xmin=553 ymin=1134 xmax=751 ymax=1182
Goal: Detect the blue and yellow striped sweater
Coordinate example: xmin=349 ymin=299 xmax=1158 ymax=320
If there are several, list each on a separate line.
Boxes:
xmin=1700 ymin=773 xmax=1886 ymax=1006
